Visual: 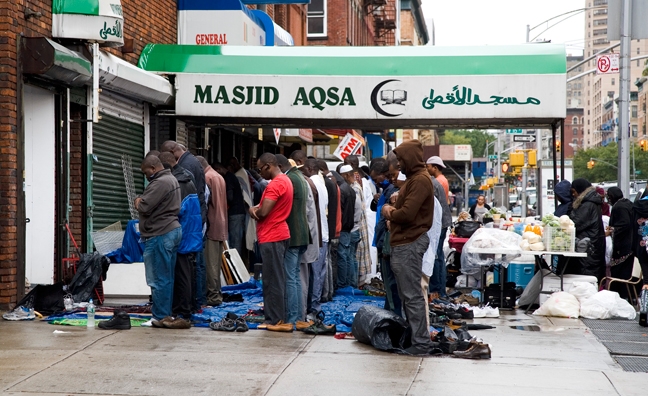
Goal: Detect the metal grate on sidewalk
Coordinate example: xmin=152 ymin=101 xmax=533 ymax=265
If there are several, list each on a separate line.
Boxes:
xmin=581 ymin=318 xmax=641 ymax=333
xmin=592 ymin=330 xmax=648 ymax=343
xmin=602 ymin=341 xmax=648 ymax=356
xmin=615 ymin=356 xmax=648 ymax=372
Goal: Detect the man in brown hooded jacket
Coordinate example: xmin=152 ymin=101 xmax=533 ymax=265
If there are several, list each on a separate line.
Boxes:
xmin=381 ymin=140 xmax=435 ymax=355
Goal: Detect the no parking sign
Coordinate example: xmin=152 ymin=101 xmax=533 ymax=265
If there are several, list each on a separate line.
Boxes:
xmin=596 ymin=54 xmax=619 ymax=75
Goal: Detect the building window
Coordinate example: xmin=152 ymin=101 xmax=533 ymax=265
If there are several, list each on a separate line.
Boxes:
xmin=612 ymin=78 xmax=615 ymax=85
xmin=572 ymin=116 xmax=578 ymax=124
xmin=632 ymin=124 xmax=638 ymax=137
xmin=307 ymin=0 xmax=327 ymax=37
xmin=573 ymin=127 xmax=578 ymax=135
xmin=581 ymin=117 xmax=585 ymax=124
xmin=632 ymin=105 xmax=638 ymax=118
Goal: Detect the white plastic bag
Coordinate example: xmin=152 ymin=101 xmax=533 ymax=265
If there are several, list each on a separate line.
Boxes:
xmin=533 ymin=291 xmax=580 ymax=318
xmin=568 ymin=281 xmax=597 ymax=303
xmin=614 ymin=293 xmax=637 ymax=320
xmin=579 ymin=290 xmax=618 ymax=319
xmin=461 ymin=229 xmax=522 ymax=275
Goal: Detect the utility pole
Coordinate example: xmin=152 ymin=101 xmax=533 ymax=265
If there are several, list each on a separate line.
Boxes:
xmin=618 ymin=0 xmax=631 ymax=197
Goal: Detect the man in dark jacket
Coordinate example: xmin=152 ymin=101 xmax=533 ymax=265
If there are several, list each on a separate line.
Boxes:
xmin=381 ymin=140 xmax=436 ymax=355
xmin=158 ymin=152 xmax=201 ymax=328
xmin=319 ymin=160 xmax=341 ymax=299
xmin=160 ymin=141 xmax=208 ymax=310
xmin=633 ymin=190 xmax=648 ymax=290
xmin=136 ymin=155 xmax=182 ymax=327
xmin=607 ymin=187 xmax=635 ymax=288
xmin=554 ymin=180 xmax=573 ymax=217
xmin=334 ymin=166 xmax=357 ymax=289
xmin=569 ymin=178 xmax=606 ymax=280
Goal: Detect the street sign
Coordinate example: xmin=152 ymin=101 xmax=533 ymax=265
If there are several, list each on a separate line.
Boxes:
xmin=506 ymin=129 xmax=523 ymax=134
xmin=488 ymin=155 xmax=498 ymax=160
xmin=596 ymin=54 xmax=619 ymax=75
xmin=513 ymin=134 xmax=536 ymax=143
xmin=636 ymin=170 xmax=642 ymax=175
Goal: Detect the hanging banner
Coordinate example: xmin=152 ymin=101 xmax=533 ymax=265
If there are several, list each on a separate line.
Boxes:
xmin=333 ymin=133 xmax=363 ymax=161
xmin=273 ymin=128 xmax=281 ymax=144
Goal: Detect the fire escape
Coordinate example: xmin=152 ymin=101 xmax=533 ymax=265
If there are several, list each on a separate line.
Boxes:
xmin=364 ymin=0 xmax=396 ymax=46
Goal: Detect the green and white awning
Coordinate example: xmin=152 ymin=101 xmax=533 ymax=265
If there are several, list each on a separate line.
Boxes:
xmin=138 ymin=44 xmax=567 ymax=129
xmin=52 ymin=0 xmax=124 ymax=47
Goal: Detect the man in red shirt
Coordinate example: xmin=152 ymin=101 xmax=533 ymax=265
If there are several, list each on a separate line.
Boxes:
xmin=249 ymin=153 xmax=294 ymax=329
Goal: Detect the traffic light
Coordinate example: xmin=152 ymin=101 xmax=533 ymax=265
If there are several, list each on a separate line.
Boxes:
xmin=587 ymin=160 xmax=595 ymax=169
xmin=528 ymin=150 xmax=537 ymax=167
xmin=641 ymin=139 xmax=647 ymax=151
xmin=556 ymin=140 xmax=561 ymax=152
xmin=509 ymin=152 xmax=524 ymax=167
xmin=501 ymin=162 xmax=510 ymax=173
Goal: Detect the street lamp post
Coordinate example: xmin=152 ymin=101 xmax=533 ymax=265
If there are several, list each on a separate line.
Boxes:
xmin=526 ymin=6 xmax=606 ymax=43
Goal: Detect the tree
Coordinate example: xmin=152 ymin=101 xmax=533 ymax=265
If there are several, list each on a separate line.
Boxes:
xmin=574 ymin=142 xmax=648 ymax=184
xmin=439 ymin=129 xmax=492 ymax=159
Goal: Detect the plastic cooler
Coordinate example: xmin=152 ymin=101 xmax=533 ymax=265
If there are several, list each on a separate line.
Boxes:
xmin=493 ymin=255 xmax=536 ymax=289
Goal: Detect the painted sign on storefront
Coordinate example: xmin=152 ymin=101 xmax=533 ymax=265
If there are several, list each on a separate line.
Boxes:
xmin=178 ymin=0 xmax=265 ymax=46
xmin=52 ymin=0 xmax=124 ymax=47
xmin=177 ymin=74 xmax=564 ymax=120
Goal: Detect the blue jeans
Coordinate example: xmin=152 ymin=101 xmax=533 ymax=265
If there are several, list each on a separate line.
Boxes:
xmin=228 ymin=214 xmax=246 ymax=255
xmin=310 ymin=242 xmax=328 ymax=313
xmin=429 ymin=227 xmax=448 ymax=296
xmin=337 ymin=231 xmax=360 ymax=289
xmin=143 ymin=227 xmax=182 ymax=320
xmin=193 ymin=242 xmax=206 ymax=309
xmin=284 ymin=245 xmax=306 ymax=324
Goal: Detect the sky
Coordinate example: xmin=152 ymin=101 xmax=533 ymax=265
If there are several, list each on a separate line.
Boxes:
xmin=421 ymin=0 xmax=586 ymax=56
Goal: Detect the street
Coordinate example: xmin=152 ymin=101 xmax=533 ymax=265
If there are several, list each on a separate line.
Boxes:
xmin=1 ymin=309 xmax=646 ymax=396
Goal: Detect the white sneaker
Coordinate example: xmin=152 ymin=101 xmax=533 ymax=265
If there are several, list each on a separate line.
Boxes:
xmin=485 ymin=307 xmax=500 ymax=318
xmin=3 ymin=306 xmax=35 ymax=321
xmin=472 ymin=307 xmax=486 ymax=318
xmin=140 ymin=319 xmax=153 ymax=327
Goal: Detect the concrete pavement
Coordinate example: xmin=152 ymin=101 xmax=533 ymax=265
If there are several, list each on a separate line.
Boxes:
xmin=1 ymin=309 xmax=647 ymax=396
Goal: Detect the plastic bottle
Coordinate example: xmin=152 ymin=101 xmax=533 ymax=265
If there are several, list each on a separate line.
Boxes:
xmin=87 ymin=299 xmax=95 ymax=329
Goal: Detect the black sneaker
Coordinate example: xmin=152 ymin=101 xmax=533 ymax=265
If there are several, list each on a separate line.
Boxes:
xmin=302 ymin=320 xmax=336 ymax=335
xmin=209 ymin=312 xmax=239 ymax=332
xmin=234 ymin=317 xmax=249 ymax=332
xmin=98 ymin=311 xmax=131 ymax=330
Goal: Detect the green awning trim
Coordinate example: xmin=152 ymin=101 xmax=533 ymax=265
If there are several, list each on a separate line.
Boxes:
xmin=138 ymin=44 xmax=566 ymax=76
xmin=51 ymin=40 xmax=93 ymax=76
xmin=53 ymin=0 xmax=99 ymax=15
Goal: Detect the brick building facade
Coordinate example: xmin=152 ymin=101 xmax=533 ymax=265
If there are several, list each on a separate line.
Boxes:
xmin=0 ymin=0 xmax=306 ymax=308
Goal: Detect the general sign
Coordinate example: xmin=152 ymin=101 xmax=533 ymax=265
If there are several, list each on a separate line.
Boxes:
xmin=52 ymin=0 xmax=124 ymax=47
xmin=513 ymin=134 xmax=536 ymax=143
xmin=596 ymin=54 xmax=619 ymax=75
xmin=177 ymin=74 xmax=566 ymax=120
xmin=506 ymin=129 xmax=523 ymax=134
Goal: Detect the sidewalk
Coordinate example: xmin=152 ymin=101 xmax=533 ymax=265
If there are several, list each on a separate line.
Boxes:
xmin=1 ymin=309 xmax=646 ymax=396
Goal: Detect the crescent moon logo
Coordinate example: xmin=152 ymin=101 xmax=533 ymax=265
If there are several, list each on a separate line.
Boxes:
xmin=371 ymin=79 xmax=403 ymax=117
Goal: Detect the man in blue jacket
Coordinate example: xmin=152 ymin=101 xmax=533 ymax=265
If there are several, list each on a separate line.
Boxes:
xmin=158 ymin=153 xmax=202 ymax=329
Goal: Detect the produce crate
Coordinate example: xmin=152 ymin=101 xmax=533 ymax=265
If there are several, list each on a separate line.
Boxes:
xmin=543 ymin=226 xmax=575 ymax=252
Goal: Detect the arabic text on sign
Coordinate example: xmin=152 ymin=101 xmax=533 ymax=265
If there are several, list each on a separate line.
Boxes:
xmin=421 ymin=85 xmax=541 ymax=110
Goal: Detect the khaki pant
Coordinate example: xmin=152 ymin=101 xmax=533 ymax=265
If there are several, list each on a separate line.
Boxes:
xmin=205 ymin=239 xmax=224 ymax=305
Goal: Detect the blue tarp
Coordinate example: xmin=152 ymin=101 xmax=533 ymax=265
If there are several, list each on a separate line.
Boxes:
xmin=106 ymin=220 xmax=145 ymax=263
xmin=193 ymin=279 xmax=385 ymax=332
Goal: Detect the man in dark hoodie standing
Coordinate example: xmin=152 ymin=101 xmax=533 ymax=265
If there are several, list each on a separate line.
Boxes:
xmin=569 ymin=178 xmax=606 ymax=280
xmin=381 ymin=140 xmax=435 ymax=355
xmin=554 ymin=180 xmax=573 ymax=217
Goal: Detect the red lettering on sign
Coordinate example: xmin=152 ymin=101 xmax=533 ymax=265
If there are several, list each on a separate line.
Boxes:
xmin=195 ymin=34 xmax=228 ymax=45
xmin=340 ymin=138 xmax=359 ymax=159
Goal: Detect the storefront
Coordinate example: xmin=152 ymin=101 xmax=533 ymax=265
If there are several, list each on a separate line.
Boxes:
xmin=18 ymin=0 xmax=173 ymax=287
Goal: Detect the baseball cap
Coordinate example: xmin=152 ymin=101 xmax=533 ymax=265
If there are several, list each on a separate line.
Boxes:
xmin=339 ymin=165 xmax=354 ymax=174
xmin=426 ymin=156 xmax=446 ymax=169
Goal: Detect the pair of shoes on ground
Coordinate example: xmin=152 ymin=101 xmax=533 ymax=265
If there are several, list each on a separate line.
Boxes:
xmin=209 ymin=312 xmax=248 ymax=332
xmin=140 ymin=316 xmax=191 ymax=329
xmin=3 ymin=306 xmax=36 ymax=321
xmin=98 ymin=310 xmax=131 ymax=330
xmin=452 ymin=338 xmax=492 ymax=359
xmin=472 ymin=306 xmax=500 ymax=318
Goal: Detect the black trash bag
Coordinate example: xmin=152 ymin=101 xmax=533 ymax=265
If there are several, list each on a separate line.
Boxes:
xmin=454 ymin=221 xmax=481 ymax=238
xmin=351 ymin=305 xmax=412 ymax=352
xmin=69 ymin=252 xmax=110 ymax=303
xmin=15 ymin=282 xmax=66 ymax=314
